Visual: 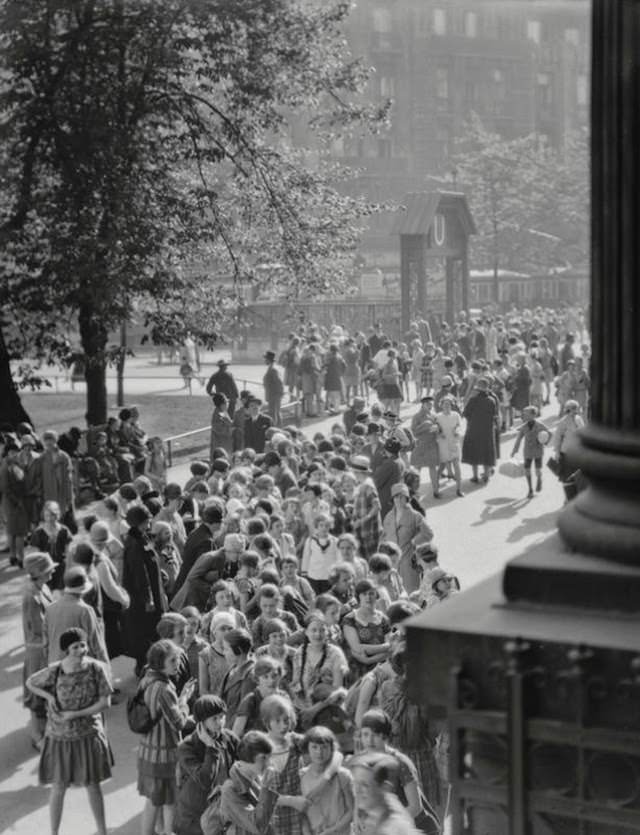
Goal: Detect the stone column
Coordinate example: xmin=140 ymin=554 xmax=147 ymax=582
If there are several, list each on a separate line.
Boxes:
xmin=557 ymin=0 xmax=640 ymax=562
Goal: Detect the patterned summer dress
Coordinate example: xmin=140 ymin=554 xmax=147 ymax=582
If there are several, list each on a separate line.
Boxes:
xmin=29 ymin=659 xmax=113 ymax=786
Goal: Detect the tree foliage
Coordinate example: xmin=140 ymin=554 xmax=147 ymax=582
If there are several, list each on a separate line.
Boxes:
xmin=453 ymin=115 xmax=589 ymax=276
xmin=0 ymin=0 xmax=388 ymax=424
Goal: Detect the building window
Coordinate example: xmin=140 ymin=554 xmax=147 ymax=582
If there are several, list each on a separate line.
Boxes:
xmin=436 ymin=67 xmax=449 ymax=100
xmin=465 ymin=11 xmax=477 ymax=38
xmin=433 ymin=8 xmax=447 ymax=36
xmin=380 ymin=76 xmax=395 ymax=97
xmin=527 ymin=19 xmax=541 ymax=44
xmin=577 ymin=74 xmax=588 ymax=106
xmin=373 ymin=8 xmax=391 ymax=33
xmin=493 ymin=69 xmax=506 ymax=101
xmin=537 ymin=73 xmax=553 ymax=108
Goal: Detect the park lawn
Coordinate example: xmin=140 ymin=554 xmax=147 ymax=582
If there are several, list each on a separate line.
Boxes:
xmin=20 ymin=391 xmax=213 ymax=440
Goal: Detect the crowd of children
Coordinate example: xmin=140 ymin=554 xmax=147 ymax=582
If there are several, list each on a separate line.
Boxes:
xmin=6 ymin=303 xmax=591 ymax=834
xmin=18 ymin=410 xmax=458 ymax=835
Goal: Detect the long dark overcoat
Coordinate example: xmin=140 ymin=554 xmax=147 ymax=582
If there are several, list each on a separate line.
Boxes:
xmin=462 ymin=391 xmax=498 ymax=467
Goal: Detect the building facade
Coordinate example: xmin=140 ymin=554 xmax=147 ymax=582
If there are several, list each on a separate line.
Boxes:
xmin=335 ymin=0 xmax=590 ymax=274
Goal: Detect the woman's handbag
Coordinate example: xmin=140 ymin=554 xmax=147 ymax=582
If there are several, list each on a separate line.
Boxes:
xmin=546 ymin=456 xmax=560 ymax=476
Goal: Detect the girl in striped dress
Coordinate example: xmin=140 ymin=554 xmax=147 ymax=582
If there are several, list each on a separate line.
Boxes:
xmin=137 ymin=639 xmax=196 ymax=835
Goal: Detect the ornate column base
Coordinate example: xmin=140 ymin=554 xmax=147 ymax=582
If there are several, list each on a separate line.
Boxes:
xmin=558 ymin=424 xmax=640 ymax=564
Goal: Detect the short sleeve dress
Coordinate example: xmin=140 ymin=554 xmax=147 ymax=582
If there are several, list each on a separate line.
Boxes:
xmin=29 ymin=659 xmax=113 ymax=786
xmin=341 ymin=610 xmax=390 ymax=679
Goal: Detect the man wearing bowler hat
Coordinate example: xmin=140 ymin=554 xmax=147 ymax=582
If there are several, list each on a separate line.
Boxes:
xmin=263 ymin=350 xmax=285 ymax=426
xmin=206 ymin=358 xmax=240 ymax=417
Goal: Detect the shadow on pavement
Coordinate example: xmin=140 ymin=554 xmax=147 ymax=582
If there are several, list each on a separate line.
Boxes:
xmin=0 ymin=785 xmax=49 ymax=831
xmin=471 ymin=496 xmax=531 ymax=526
xmin=506 ymin=509 xmax=559 ymax=543
xmin=107 ymin=814 xmax=143 ymax=835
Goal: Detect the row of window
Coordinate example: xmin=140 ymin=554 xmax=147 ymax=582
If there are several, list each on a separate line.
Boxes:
xmin=373 ymin=7 xmax=585 ymax=47
xmin=376 ymin=67 xmax=588 ymax=111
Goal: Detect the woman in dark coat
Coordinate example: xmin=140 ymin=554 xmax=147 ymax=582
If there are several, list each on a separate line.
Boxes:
xmin=510 ymin=356 xmax=531 ymax=414
xmin=121 ymin=505 xmax=169 ymax=675
xmin=209 ymin=393 xmax=234 ymax=460
xmin=462 ymin=378 xmax=498 ymax=483
xmin=0 ymin=440 xmax=29 ymax=566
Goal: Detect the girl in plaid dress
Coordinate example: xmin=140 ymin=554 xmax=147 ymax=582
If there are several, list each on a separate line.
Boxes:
xmin=137 ymin=639 xmax=196 ymax=835
xmin=262 ymin=694 xmax=307 ymax=835
xmin=351 ymin=457 xmax=382 ymax=560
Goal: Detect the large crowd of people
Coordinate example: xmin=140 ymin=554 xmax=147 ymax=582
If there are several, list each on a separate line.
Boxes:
xmin=1 ymin=303 xmax=590 ymax=835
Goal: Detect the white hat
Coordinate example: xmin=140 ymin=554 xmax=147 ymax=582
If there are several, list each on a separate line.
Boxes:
xmin=350 ymin=455 xmax=371 ymax=473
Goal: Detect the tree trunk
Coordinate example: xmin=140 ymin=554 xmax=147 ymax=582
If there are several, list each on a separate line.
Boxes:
xmin=78 ymin=303 xmax=109 ymax=426
xmin=0 ymin=325 xmax=33 ymax=429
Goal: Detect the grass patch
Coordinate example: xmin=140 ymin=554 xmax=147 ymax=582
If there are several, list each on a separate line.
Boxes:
xmin=21 ymin=392 xmax=213 ymax=440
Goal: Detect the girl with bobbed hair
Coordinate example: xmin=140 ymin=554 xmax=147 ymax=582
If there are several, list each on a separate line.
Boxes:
xmin=137 ymin=639 xmax=196 ymax=835
xmin=292 ymin=611 xmax=348 ymax=728
xmin=26 ymin=627 xmax=113 ymax=835
xmin=207 ymin=579 xmax=248 ymax=630
xmin=232 ymin=655 xmax=283 ymax=737
xmin=342 ymin=580 xmax=390 ymax=678
xmin=255 ymin=618 xmax=296 ymax=689
xmin=30 ymin=500 xmax=73 ymax=591
xmin=336 ymin=532 xmax=368 ymax=582
xmin=261 ymin=693 xmax=330 ymax=835
xmin=359 ymin=708 xmax=438 ymax=827
xmin=300 ymin=726 xmax=354 ymax=835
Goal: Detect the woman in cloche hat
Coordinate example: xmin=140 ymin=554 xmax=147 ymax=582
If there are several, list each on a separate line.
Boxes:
xmin=21 ymin=552 xmax=56 ymax=749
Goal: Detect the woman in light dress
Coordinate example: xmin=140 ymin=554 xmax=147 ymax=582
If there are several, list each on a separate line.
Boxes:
xmin=435 ymin=396 xmax=463 ymax=497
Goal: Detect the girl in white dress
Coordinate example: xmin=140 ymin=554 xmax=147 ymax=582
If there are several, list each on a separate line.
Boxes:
xmin=435 ymin=396 xmax=464 ymax=497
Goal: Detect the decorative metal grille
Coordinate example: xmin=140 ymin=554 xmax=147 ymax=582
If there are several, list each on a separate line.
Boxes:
xmin=447 ymin=641 xmax=640 ymax=834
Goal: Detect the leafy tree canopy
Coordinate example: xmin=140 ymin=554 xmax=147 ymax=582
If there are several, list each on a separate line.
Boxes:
xmin=453 ymin=115 xmax=589 ymax=277
xmin=0 ymin=0 xmax=388 ymax=424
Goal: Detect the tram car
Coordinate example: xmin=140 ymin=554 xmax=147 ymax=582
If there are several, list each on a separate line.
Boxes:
xmin=469 ymin=268 xmax=588 ymax=308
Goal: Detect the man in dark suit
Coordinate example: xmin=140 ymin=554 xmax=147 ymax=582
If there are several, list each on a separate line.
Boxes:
xmin=263 ymin=450 xmax=298 ymax=496
xmin=361 ymin=422 xmax=386 ymax=473
xmin=206 ymin=359 xmax=240 ymax=417
xmin=244 ymin=398 xmax=272 ymax=453
xmin=263 ymin=350 xmax=285 ymax=426
xmin=172 ymin=501 xmax=224 ymax=595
